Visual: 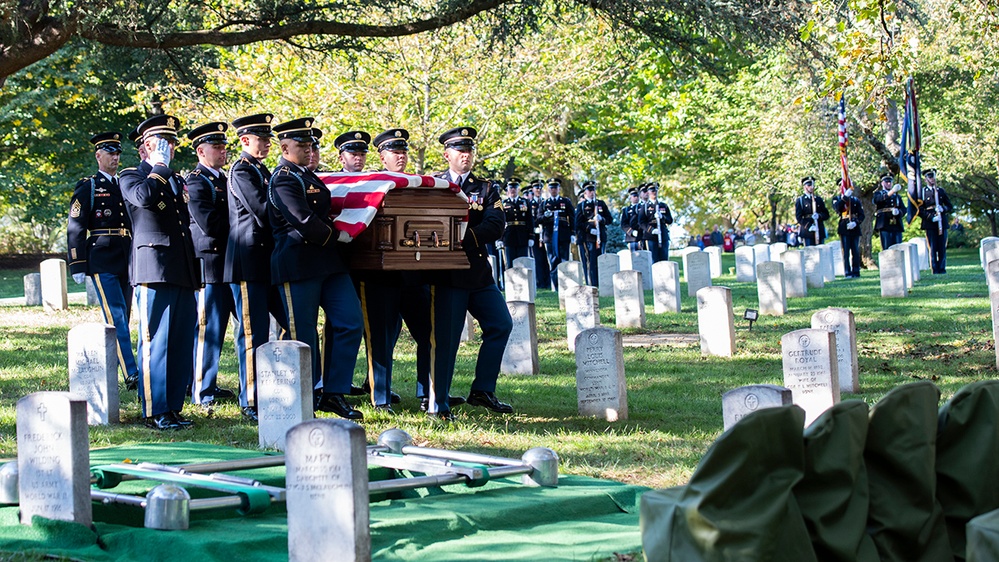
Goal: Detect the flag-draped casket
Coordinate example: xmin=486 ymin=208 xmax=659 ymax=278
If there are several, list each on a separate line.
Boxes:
xmin=318 ymin=171 xmax=471 ymax=270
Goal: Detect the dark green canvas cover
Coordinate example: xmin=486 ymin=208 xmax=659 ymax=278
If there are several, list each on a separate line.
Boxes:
xmin=795 ymin=400 xmax=880 ymax=562
xmin=967 ymin=508 xmax=999 ymax=562
xmin=864 ymin=380 xmax=954 ymax=562
xmin=640 ymin=405 xmax=817 ymax=562
xmin=937 ymin=380 xmax=999 ymax=561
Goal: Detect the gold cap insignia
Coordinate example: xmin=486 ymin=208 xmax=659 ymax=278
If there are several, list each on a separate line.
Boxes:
xmin=113 ymin=134 xmax=120 ymax=140
xmin=166 ymin=117 xmax=176 ymax=129
xmin=217 ymin=124 xmax=224 ymax=131
xmin=394 ymin=130 xmax=402 ymax=137
xmin=461 ymin=129 xmax=468 ymax=136
xmin=305 ymin=120 xmax=312 ymax=127
xmin=354 ymin=133 xmax=362 ymax=140
xmin=265 ymin=115 xmax=273 ymax=123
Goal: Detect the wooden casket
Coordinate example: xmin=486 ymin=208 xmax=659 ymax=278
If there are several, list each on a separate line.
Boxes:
xmin=347 ymin=187 xmax=471 ymax=270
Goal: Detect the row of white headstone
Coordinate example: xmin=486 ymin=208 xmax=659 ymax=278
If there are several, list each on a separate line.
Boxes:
xmin=22 ymin=258 xmax=101 ymax=310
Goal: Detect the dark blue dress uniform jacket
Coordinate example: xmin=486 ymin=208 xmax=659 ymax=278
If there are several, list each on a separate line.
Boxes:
xmin=186 ymin=165 xmax=229 ymax=284
xmin=574 ymin=198 xmax=615 ymax=243
xmin=433 ymin=172 xmax=506 ymax=290
xmin=119 ymin=161 xmax=199 ymax=288
xmin=225 ymin=152 xmax=273 ymax=284
xmin=502 ymin=196 xmax=534 ymax=247
xmin=67 ymin=173 xmax=132 ymax=277
xmin=267 ymin=158 xmax=346 ymax=284
xmin=832 ymin=194 xmax=866 ymax=236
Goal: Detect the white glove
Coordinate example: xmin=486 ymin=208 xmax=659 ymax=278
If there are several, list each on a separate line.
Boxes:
xmin=72 ymin=273 xmax=85 ymax=284
xmin=890 ymin=184 xmax=901 ymax=194
xmin=544 ymin=211 xmax=553 ymax=218
xmin=534 ymin=226 xmax=542 ymax=234
xmin=935 ymin=205 xmax=944 ymax=213
xmin=590 ymin=228 xmax=598 ymax=235
xmin=148 ymin=138 xmax=171 ymax=167
xmin=847 ymin=221 xmax=857 ymax=230
xmin=892 ymin=208 xmax=899 ymax=216
xmin=651 ymin=228 xmax=660 ymax=235
xmin=811 ymin=213 xmax=820 ymax=220
xmin=631 ymin=230 xmax=639 ymax=236
xmin=845 ymin=188 xmax=854 ymax=197
xmin=528 ymin=239 xmax=534 ymax=247
xmin=809 ymin=224 xmax=818 ymax=232
xmin=570 ymin=235 xmax=577 ymax=244
xmin=595 ymin=214 xmax=603 ymax=222
xmin=934 ymin=215 xmax=942 ymax=223
xmin=495 ymin=240 xmax=504 ymax=249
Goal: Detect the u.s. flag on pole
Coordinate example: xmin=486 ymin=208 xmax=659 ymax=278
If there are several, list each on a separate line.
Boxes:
xmin=838 ymin=94 xmax=853 ymax=196
xmin=317 ymin=171 xmax=464 ymax=240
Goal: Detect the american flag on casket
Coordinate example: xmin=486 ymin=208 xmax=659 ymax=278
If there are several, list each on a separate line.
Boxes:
xmin=316 ymin=171 xmax=466 ymax=241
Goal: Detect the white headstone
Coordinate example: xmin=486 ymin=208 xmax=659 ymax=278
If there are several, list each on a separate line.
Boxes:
xmin=696 ymin=286 xmax=735 ymax=357
xmin=803 ymin=247 xmax=824 ymax=289
xmin=286 ymin=419 xmax=370 ymax=562
xmin=781 ymin=329 xmax=840 ymax=426
xmin=752 ymin=245 xmax=770 ymax=270
xmin=780 ymin=250 xmax=808 ymax=298
xmin=504 ymin=266 xmax=536 ymax=304
xmin=705 ymin=246 xmax=723 ymax=279
xmin=257 ymin=341 xmax=314 ymax=451
xmin=460 ymin=312 xmax=475 ymax=342
xmin=879 ymin=249 xmax=908 ymax=298
xmin=770 ymin=242 xmax=788 ymax=256
xmin=828 ymin=240 xmax=845 ymax=277
xmin=722 ymin=384 xmax=793 ymax=431
xmin=487 ymin=254 xmax=499 ymax=285
xmin=574 ymin=327 xmax=627 ymax=422
xmin=681 ymin=250 xmax=699 ymax=282
xmin=565 ymin=285 xmax=600 ymax=352
xmin=819 ymin=244 xmax=836 ymax=282
xmin=68 ymin=323 xmax=119 ymax=425
xmin=613 ymin=270 xmax=645 ymax=329
xmin=597 ymin=253 xmax=620 ymax=298
xmin=906 ymin=242 xmax=921 ymax=283
xmin=735 ymin=246 xmax=756 ymax=283
xmin=512 ymin=256 xmax=535 ymax=272
xmin=16 ymin=392 xmax=91 ymax=526
xmin=501 ymin=301 xmax=540 ymax=375
xmin=756 ymin=261 xmax=787 ymax=316
xmin=810 ymin=308 xmax=859 ymax=394
xmin=983 ymin=240 xmax=999 ymax=274
xmin=557 ymin=261 xmax=585 ymax=310
xmin=651 ymin=261 xmax=681 ymax=314
xmin=991 ymin=290 xmax=999 ymax=370
xmin=685 ymin=252 xmax=712 ymax=297
xmin=85 ymin=277 xmax=100 ymax=307
xmin=896 ymin=243 xmax=916 ymax=289
xmin=40 ymin=259 xmax=68 ymax=312
xmin=988 ymin=259 xmax=999 ymax=292
xmin=911 ymin=236 xmax=930 ymax=270
xmin=982 ymin=237 xmax=999 ymax=269
xmin=23 ymin=273 xmax=42 ymax=306
xmin=616 ymin=249 xmax=633 ymax=269
xmin=631 ymin=251 xmax=654 ymax=290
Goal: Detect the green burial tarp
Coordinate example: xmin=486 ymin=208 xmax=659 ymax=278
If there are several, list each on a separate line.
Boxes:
xmin=0 ymin=442 xmax=647 ymax=561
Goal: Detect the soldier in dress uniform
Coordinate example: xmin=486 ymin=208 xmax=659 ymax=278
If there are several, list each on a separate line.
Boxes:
xmin=185 ymin=121 xmax=237 ymax=410
xmin=501 ymin=178 xmax=534 ymax=268
xmin=794 ymin=176 xmax=830 ymax=246
xmin=336 ymin=130 xmax=370 ymax=172
xmin=128 ymin=128 xmax=147 ymax=162
xmin=307 ymin=128 xmax=323 ymax=171
xmin=574 ymin=181 xmax=614 ymax=286
xmin=873 ymin=174 xmax=905 ymax=250
xmin=527 ymin=180 xmax=551 ymax=289
xmin=426 ymin=126 xmax=513 ymax=421
xmin=536 ymin=178 xmax=575 ymax=290
xmin=916 ymin=168 xmax=953 ymax=274
xmin=225 ymin=113 xmax=279 ymax=421
xmin=269 ymin=118 xmax=364 ymax=420
xmin=67 ymin=131 xmax=139 ymax=391
xmin=832 ymin=179 xmax=866 ymax=278
xmin=120 ymin=115 xmax=200 ymax=431
xmin=638 ymin=183 xmax=673 ymax=262
xmin=620 ymin=188 xmax=642 ymax=251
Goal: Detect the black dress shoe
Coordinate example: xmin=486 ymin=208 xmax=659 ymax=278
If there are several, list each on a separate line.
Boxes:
xmin=428 ymin=410 xmax=455 ymax=422
xmin=419 ymin=395 xmax=467 ymax=413
xmin=348 ymin=385 xmax=367 ymax=396
xmin=466 ymin=391 xmax=514 ymax=414
xmin=210 ymin=387 xmax=237 ymax=402
xmin=360 ymin=383 xmax=402 ymax=404
xmin=144 ymin=413 xmax=181 ymax=430
xmin=170 ymin=411 xmax=194 ymax=428
xmin=316 ymin=393 xmax=364 ymax=420
xmin=124 ymin=373 xmax=138 ymax=391
xmin=374 ymin=404 xmax=395 ymax=415
xmin=241 ymin=406 xmax=258 ymax=422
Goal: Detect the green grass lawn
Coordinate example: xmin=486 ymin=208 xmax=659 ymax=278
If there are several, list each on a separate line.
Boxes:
xmin=0 ymin=247 xmax=992 ymax=491
xmin=0 ymin=267 xmax=85 ymax=299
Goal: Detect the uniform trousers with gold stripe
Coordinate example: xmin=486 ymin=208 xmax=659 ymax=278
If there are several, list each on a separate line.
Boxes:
xmin=279 ymin=272 xmax=362 ymax=395
xmin=192 ymin=282 xmax=234 ymax=404
xmin=229 ymin=281 xmax=272 ymax=408
xmin=135 ymin=283 xmax=195 ymax=417
xmin=91 ymin=272 xmax=138 ymax=380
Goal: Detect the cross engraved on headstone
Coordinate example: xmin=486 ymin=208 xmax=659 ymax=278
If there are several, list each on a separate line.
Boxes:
xmin=37 ymin=404 xmax=47 ymax=421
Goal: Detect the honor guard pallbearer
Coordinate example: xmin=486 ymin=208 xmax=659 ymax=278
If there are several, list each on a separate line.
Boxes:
xmin=620 ymin=187 xmax=642 ymax=251
xmin=226 ymin=113 xmax=281 ymax=421
xmin=119 ymin=115 xmax=200 ymax=431
xmin=537 ymin=178 xmax=575 ymax=290
xmin=832 ymin=179 xmax=866 ymax=278
xmin=638 ymin=182 xmax=673 ymax=262
xmin=269 ymin=118 xmax=364 ymax=420
xmin=915 ymin=168 xmax=952 ymax=274
xmin=501 ymin=178 xmax=535 ymax=269
xmin=873 ymin=174 xmax=905 ymax=250
xmin=428 ymin=127 xmax=513 ymax=421
xmin=794 ymin=176 xmax=830 ymax=246
xmin=574 ymin=181 xmax=614 ymax=285
xmin=185 ymin=121 xmax=237 ymax=409
xmin=527 ymin=180 xmax=551 ymax=289
xmin=66 ymin=131 xmax=139 ymax=391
